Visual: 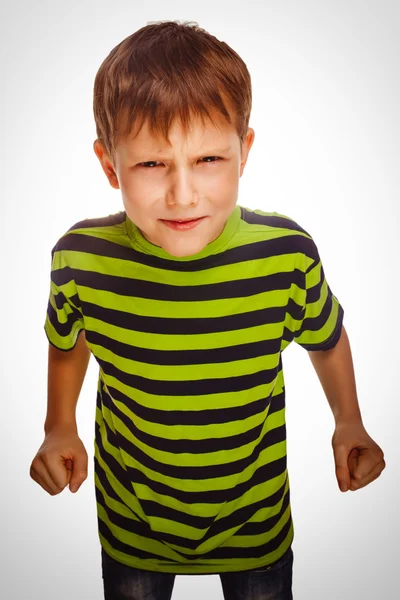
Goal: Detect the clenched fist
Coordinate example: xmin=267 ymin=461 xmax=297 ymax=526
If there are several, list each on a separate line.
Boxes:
xmin=30 ymin=425 xmax=88 ymax=495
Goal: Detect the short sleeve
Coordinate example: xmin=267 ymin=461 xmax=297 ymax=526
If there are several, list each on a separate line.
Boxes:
xmin=44 ymin=245 xmax=84 ymax=351
xmin=292 ymin=237 xmax=344 ymax=351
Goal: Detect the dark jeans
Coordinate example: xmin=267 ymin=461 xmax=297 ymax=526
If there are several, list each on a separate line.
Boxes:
xmin=101 ymin=546 xmax=294 ymax=600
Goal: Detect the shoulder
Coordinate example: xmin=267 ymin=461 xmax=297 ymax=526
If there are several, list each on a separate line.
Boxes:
xmin=240 ymin=205 xmax=310 ymax=235
xmin=239 ymin=205 xmax=319 ymax=263
xmin=66 ymin=211 xmax=126 ymax=233
xmin=51 ymin=211 xmax=126 ymax=257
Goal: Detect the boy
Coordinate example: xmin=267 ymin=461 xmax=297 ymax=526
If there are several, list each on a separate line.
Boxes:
xmin=30 ymin=20 xmax=385 ymax=600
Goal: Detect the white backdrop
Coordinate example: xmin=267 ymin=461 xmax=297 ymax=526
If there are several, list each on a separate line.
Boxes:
xmin=2 ymin=0 xmax=399 ymax=598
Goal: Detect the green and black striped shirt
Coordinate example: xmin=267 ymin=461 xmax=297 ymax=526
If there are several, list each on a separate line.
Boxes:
xmin=44 ymin=204 xmax=344 ymax=574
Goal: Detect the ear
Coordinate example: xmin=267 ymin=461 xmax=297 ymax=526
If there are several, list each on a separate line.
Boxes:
xmin=239 ymin=128 xmax=255 ymax=177
xmin=93 ymin=139 xmax=120 ymax=190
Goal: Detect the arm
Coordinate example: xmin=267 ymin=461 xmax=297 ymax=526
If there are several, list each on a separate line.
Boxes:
xmin=30 ymin=331 xmax=91 ymax=495
xmin=307 ymin=325 xmax=362 ymax=425
xmin=44 ymin=330 xmax=91 ymax=434
xmin=308 ymin=325 xmax=385 ymax=491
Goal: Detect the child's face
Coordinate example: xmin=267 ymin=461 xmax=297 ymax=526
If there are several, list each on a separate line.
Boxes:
xmin=94 ymin=111 xmax=254 ymax=257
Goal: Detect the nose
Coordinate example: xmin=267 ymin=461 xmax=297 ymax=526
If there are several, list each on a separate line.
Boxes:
xmin=166 ymin=166 xmax=198 ymax=207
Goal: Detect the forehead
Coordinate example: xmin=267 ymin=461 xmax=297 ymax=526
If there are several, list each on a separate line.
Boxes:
xmin=121 ymin=110 xmax=238 ymax=154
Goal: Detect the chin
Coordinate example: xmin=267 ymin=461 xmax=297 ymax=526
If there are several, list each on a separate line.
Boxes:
xmin=163 ymin=240 xmax=207 ymax=258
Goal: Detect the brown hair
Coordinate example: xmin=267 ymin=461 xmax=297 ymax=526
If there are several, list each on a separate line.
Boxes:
xmin=93 ymin=20 xmax=252 ymax=164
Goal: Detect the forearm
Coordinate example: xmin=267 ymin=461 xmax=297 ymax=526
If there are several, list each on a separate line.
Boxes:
xmin=44 ymin=330 xmax=91 ymax=434
xmin=307 ymin=326 xmax=363 ymax=425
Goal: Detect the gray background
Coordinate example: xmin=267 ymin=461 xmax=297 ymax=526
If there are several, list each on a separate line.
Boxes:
xmin=2 ymin=0 xmax=399 ymax=598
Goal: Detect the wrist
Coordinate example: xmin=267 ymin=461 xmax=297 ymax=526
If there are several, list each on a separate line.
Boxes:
xmin=44 ymin=420 xmax=78 ymax=436
xmin=334 ymin=412 xmax=363 ymax=427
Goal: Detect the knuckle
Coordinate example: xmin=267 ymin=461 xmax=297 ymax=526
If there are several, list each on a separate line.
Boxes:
xmin=30 ymin=456 xmax=41 ymax=471
xmin=39 ymin=451 xmax=51 ymax=467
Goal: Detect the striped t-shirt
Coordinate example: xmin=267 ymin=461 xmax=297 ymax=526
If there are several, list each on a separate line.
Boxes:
xmin=44 ymin=204 xmax=344 ymax=574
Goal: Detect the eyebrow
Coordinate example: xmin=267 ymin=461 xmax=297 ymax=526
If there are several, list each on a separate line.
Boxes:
xmin=130 ymin=146 xmax=232 ymax=159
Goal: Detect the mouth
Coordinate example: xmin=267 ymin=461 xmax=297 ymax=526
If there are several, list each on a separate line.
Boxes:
xmin=160 ymin=216 xmax=206 ymax=231
xmin=161 ymin=217 xmax=204 ymax=223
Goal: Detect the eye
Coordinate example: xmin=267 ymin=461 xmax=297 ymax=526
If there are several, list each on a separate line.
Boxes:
xmin=138 ymin=161 xmax=161 ymax=168
xmin=201 ymin=156 xmax=222 ymax=163
xmin=137 ymin=156 xmax=222 ymax=168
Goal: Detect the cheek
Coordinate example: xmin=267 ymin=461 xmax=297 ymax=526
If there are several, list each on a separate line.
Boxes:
xmin=120 ymin=177 xmax=155 ymax=213
xmin=120 ymin=175 xmax=145 ymax=200
xmin=207 ymin=169 xmax=238 ymax=198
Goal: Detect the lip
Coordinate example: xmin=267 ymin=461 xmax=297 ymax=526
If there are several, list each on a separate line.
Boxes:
xmin=161 ymin=217 xmax=203 ymax=222
xmin=160 ymin=216 xmax=206 ymax=231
